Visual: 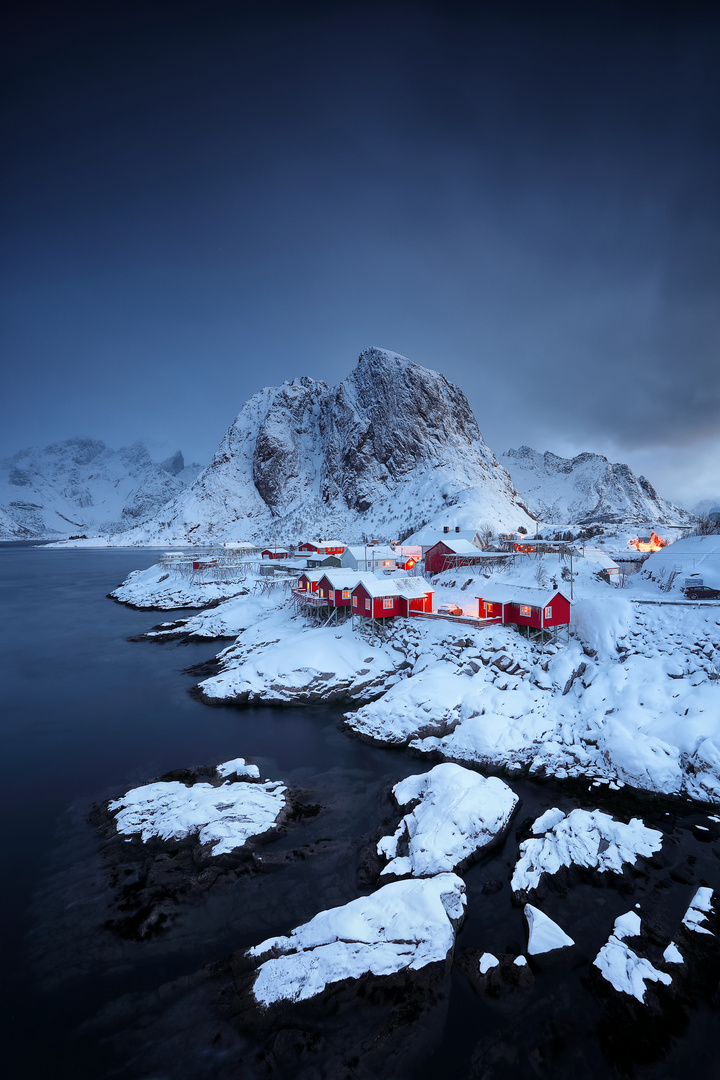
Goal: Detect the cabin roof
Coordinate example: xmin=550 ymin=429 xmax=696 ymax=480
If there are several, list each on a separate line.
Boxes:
xmin=354 ymin=575 xmax=433 ymax=598
xmin=476 ymin=583 xmax=571 ymax=607
xmin=428 ymin=538 xmax=483 ymax=555
xmin=318 ymin=570 xmax=376 ymax=589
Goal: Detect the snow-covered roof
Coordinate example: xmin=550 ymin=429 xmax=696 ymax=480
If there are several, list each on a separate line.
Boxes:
xmin=428 ymin=538 xmax=484 ymax=556
xmin=394 ymin=576 xmax=433 ymax=598
xmin=297 ymin=570 xmax=327 ymax=582
xmin=476 ymin=583 xmax=571 ymax=607
xmin=344 ymin=545 xmax=398 ymax=560
xmin=317 ymin=570 xmax=376 ymax=589
xmin=353 ymin=575 xmax=432 ymax=598
xmin=261 ymin=546 xmax=288 ymax=553
xmin=582 ymin=546 xmax=620 ymax=571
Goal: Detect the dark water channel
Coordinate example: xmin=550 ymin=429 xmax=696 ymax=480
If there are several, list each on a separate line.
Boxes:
xmin=1 ymin=545 xmax=718 ymax=1080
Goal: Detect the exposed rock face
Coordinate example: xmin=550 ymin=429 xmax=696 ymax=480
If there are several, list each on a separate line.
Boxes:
xmin=0 ymin=437 xmax=202 ymax=539
xmin=121 ymin=347 xmax=535 ymax=544
xmin=501 ymin=445 xmax=693 ymax=525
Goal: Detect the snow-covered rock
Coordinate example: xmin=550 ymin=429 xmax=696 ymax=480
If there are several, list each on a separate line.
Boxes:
xmin=377 ymin=763 xmax=518 ymax=877
xmin=501 ymin=445 xmax=693 ymax=526
xmin=593 ymin=910 xmax=671 ymax=1002
xmin=525 ymin=905 xmax=575 ymax=955
xmin=0 ymin=437 xmax=201 ymax=539
xmin=110 ymin=561 xmax=249 ymax=609
xmin=118 ymin=347 xmax=536 ymax=545
xmin=108 ymin=765 xmax=286 ymax=856
xmin=511 ymin=809 xmax=663 ymax=893
xmin=247 ymin=872 xmax=466 ymax=1006
xmin=682 ymin=887 xmax=715 ymax=935
xmin=478 ymin=952 xmax=499 ymax=974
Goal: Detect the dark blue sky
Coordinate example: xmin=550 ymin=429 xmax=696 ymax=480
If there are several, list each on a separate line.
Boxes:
xmin=2 ymin=0 xmax=719 ymax=504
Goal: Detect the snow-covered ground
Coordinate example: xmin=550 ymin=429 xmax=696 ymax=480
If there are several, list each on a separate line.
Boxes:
xmin=525 ymin=904 xmax=575 ymax=955
xmin=108 ymin=761 xmax=286 ymax=855
xmin=247 ymin=872 xmax=466 ymax=1006
xmin=376 ymin=764 xmax=518 ymax=877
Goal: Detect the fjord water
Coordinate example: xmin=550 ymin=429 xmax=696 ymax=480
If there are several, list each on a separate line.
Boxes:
xmin=1 ymin=545 xmax=717 ymax=1080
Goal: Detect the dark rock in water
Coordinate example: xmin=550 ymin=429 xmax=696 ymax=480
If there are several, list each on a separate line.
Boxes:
xmin=459 ymin=948 xmax=535 ymax=995
xmin=91 ymin=765 xmax=324 ymax=942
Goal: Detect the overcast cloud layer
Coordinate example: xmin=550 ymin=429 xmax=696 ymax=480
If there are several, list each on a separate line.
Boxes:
xmin=2 ymin=0 xmax=719 ymax=507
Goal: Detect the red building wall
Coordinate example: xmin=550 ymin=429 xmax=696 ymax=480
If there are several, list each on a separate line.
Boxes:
xmin=477 ymin=593 xmax=570 ymax=628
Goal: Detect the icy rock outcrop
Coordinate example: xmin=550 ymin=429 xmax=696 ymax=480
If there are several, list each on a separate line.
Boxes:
xmin=593 ymin=910 xmax=671 ymax=1002
xmin=377 ymin=763 xmax=518 ymax=877
xmin=109 ymin=764 xmax=286 ymax=855
xmin=248 ymin=873 xmax=466 ymax=1006
xmin=525 ymin=904 xmax=575 ymax=955
xmin=511 ymin=808 xmax=663 ymax=893
xmin=502 ymin=445 xmax=693 ymax=526
xmin=682 ymin=887 xmax=715 ymax=935
xmin=118 ymin=347 xmax=535 ymax=545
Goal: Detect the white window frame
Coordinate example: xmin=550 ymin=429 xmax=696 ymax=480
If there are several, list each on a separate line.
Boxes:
xmin=544 ymin=605 xmax=552 ymax=619
xmin=518 ymin=604 xmax=532 ymax=618
xmin=383 ymin=597 xmax=393 ymax=610
xmin=365 ymin=598 xmax=371 ymax=610
xmin=342 ymin=588 xmax=351 ymax=599
xmin=352 ymin=595 xmax=357 ymax=608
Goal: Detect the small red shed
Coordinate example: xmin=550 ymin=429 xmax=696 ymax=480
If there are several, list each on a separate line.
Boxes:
xmin=261 ymin=547 xmax=289 ymax=560
xmin=298 ymin=540 xmax=346 ymax=555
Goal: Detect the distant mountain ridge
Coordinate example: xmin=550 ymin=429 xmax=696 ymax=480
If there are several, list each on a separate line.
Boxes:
xmin=119 ymin=347 xmax=537 ymax=545
xmin=501 ymin=445 xmax=694 ymax=526
xmin=0 ymin=438 xmax=202 ymax=539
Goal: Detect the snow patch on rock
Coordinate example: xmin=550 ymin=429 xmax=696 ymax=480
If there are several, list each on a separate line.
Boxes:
xmin=248 ymin=873 xmax=466 ymax=1006
xmin=525 ymin=905 xmax=575 ymax=955
xmin=682 ymin=887 xmax=715 ymax=936
xmin=377 ymin=763 xmax=518 ymax=877
xmin=593 ymin=910 xmax=671 ymax=1002
xmin=109 ymin=768 xmax=286 ymax=855
xmin=511 ymin=809 xmax=663 ymax=893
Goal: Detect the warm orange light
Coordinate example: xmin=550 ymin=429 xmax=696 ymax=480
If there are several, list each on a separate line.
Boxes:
xmin=628 ymin=531 xmax=666 ymax=553
xmin=406 ymin=558 xmax=416 ymax=568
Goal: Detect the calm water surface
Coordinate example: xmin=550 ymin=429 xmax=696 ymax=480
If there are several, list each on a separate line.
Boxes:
xmin=1 ymin=545 xmax=717 ymax=1079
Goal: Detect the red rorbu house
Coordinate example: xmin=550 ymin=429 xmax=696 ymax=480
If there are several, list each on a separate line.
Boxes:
xmin=475 ymin=585 xmax=571 ymax=637
xmin=297 ymin=570 xmax=326 ymax=592
xmin=351 ymin=577 xmax=434 ymax=620
xmin=261 ymin=547 xmax=289 ymax=560
xmin=424 ymin=538 xmax=486 ymax=575
xmin=316 ymin=570 xmax=374 ymax=608
xmin=298 ymin=540 xmax=346 ymax=555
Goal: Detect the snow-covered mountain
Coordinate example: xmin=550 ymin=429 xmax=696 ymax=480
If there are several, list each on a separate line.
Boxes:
xmin=0 ymin=438 xmax=202 ymax=540
xmin=119 ymin=347 xmax=536 ymax=545
xmin=501 ymin=445 xmax=694 ymax=526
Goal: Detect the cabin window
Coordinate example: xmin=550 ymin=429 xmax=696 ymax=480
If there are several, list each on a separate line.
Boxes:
xmin=544 ymin=605 xmax=552 ymax=618
xmin=382 ymin=560 xmax=391 ymax=567
xmin=319 ymin=589 xmax=325 ymax=598
xmin=342 ymin=589 xmax=350 ymax=599
xmin=365 ymin=599 xmax=371 ymax=611
xmin=352 ymin=596 xmax=357 ymax=608
xmin=383 ymin=598 xmax=392 ymax=610
xmin=518 ymin=604 xmax=532 ymax=618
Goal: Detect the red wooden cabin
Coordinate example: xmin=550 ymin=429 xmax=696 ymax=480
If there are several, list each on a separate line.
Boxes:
xmin=261 ymin=547 xmax=289 ymax=560
xmin=351 ymin=578 xmax=433 ymax=619
xmin=476 ymin=586 xmax=571 ymax=629
xmin=424 ymin=538 xmax=485 ymax=574
xmin=298 ymin=540 xmax=346 ymax=555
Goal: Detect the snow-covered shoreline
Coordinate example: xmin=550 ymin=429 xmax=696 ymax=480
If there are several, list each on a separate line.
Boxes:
xmin=111 ymin=551 xmax=720 ymax=806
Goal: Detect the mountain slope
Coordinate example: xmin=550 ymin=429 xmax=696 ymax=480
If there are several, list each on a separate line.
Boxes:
xmin=119 ymin=348 xmax=536 ymax=544
xmin=501 ymin=445 xmax=694 ymax=526
xmin=0 ymin=438 xmax=202 ymax=539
